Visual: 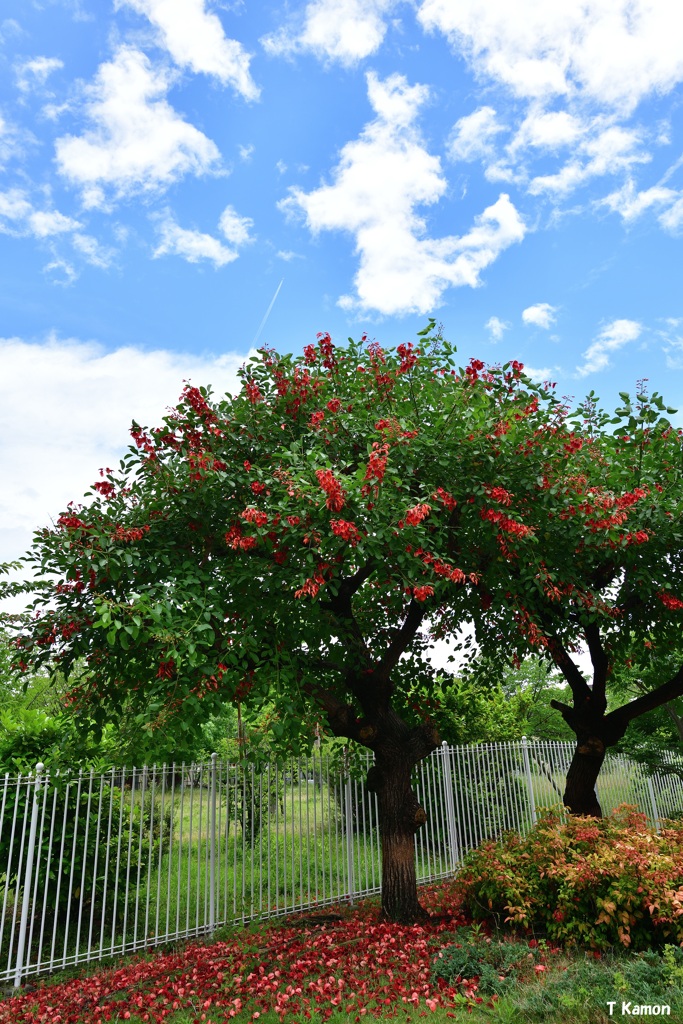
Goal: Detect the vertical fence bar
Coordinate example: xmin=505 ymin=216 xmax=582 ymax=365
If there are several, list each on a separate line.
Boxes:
xmin=440 ymin=743 xmax=459 ymax=871
xmin=13 ymin=763 xmax=44 ymax=988
xmin=646 ymin=775 xmax=661 ymax=833
xmin=210 ymin=753 xmax=217 ymax=932
xmin=343 ymin=752 xmax=355 ymax=904
xmin=521 ymin=737 xmax=537 ymax=826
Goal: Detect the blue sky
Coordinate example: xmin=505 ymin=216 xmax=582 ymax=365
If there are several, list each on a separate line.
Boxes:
xmin=2 ymin=0 xmax=683 ymax=571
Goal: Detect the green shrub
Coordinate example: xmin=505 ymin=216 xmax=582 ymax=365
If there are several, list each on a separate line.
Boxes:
xmin=454 ymin=804 xmax=683 ymax=950
xmin=0 ymin=776 xmax=173 ymax=934
xmin=432 ymin=926 xmax=543 ymax=995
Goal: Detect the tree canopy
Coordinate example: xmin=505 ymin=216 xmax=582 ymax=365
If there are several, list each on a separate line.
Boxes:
xmin=10 ymin=324 xmax=565 ymax=920
xmin=10 ymin=325 xmax=683 ymax=914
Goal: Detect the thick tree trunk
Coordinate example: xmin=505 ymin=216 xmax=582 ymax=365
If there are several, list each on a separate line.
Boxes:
xmin=368 ymin=752 xmax=430 ymax=923
xmin=562 ymin=736 xmax=606 ymax=817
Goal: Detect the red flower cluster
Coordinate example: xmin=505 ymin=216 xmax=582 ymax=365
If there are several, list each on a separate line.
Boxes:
xmin=225 ymin=525 xmax=258 ymax=551
xmin=396 ymin=342 xmax=418 ymax=374
xmin=361 ymin=442 xmax=390 ymax=498
xmin=465 ymin=357 xmax=485 ymax=382
xmin=316 ymin=468 xmax=346 ymax=511
xmin=658 ymin=591 xmax=683 ymax=610
xmin=485 ymin=485 xmax=513 ymax=506
xmin=251 ymin=481 xmax=266 ymax=495
xmin=480 ymin=508 xmax=533 ymax=537
xmin=326 ymin=398 xmax=342 ymax=413
xmin=330 ymin=519 xmax=361 ymax=546
xmin=92 ymin=480 xmax=116 ymax=499
xmin=113 ymin=525 xmax=150 ymax=542
xmin=156 ymin=658 xmax=175 ymax=679
xmin=625 ymin=531 xmax=649 ymax=545
xmin=182 ymin=384 xmax=216 ymax=423
xmin=244 ymin=379 xmax=262 ymax=404
xmin=405 ymin=503 xmax=431 ymax=526
xmin=57 ymin=514 xmax=90 ymax=530
xmin=432 ymin=487 xmax=457 ymax=510
xmin=241 ymin=508 xmax=268 ymax=527
xmin=310 ymin=410 xmax=325 ymax=428
xmin=413 ymin=585 xmax=434 ymax=601
xmin=317 ymin=331 xmax=337 ymax=370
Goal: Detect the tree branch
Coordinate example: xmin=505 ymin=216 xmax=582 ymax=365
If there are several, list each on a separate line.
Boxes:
xmin=377 ymin=599 xmax=424 ymax=678
xmin=548 ymin=636 xmax=592 ymax=703
xmin=584 ymin=622 xmax=609 ymax=710
xmin=606 ymin=662 xmax=683 ymax=732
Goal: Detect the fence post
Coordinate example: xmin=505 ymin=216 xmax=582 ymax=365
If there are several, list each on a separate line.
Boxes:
xmin=210 ymin=753 xmax=217 ymax=931
xmin=14 ymin=763 xmax=44 ymax=988
xmin=440 ymin=742 xmax=459 ymax=871
xmin=343 ymin=749 xmax=355 ymax=904
xmin=646 ymin=775 xmax=661 ymax=834
xmin=521 ymin=737 xmax=537 ymax=826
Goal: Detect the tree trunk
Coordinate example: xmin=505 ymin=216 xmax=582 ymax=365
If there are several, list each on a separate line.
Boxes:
xmin=563 ymin=737 xmax=606 ymax=817
xmin=368 ymin=752 xmax=430 ymax=923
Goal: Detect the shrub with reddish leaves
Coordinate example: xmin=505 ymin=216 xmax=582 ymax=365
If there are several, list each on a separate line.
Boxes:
xmin=454 ymin=805 xmax=683 ymax=951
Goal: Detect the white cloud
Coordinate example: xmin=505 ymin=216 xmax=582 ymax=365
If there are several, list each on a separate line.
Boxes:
xmin=15 ymin=56 xmax=64 ymax=93
xmin=0 ymin=335 xmax=250 ymax=566
xmin=658 ymin=319 xmax=683 ymax=368
xmin=521 ymin=364 xmax=556 ymax=382
xmin=512 ymin=108 xmax=582 ymax=151
xmin=71 ymin=232 xmax=117 ymax=269
xmin=417 ymin=0 xmax=683 ymax=114
xmin=447 ymin=106 xmax=506 ymax=162
xmin=485 ymin=315 xmax=509 ymax=341
xmin=280 ymin=71 xmax=525 ymax=316
xmin=238 ymin=143 xmax=254 ymax=162
xmin=276 ymin=249 xmax=303 ymax=261
xmin=0 ymin=188 xmax=82 ymax=238
xmin=153 ymin=213 xmax=239 ymax=267
xmin=575 ymin=318 xmax=642 ymax=377
xmin=218 ymin=205 xmax=253 ymax=246
xmin=117 ymin=0 xmax=259 ymax=100
xmin=599 ymin=178 xmax=680 ymax=223
xmin=261 ymin=0 xmax=397 ymax=66
xmin=522 ymin=303 xmax=557 ymax=329
xmin=659 ymin=197 xmax=683 ymax=235
xmin=55 ymin=46 xmax=221 ymax=208
xmin=528 ymin=124 xmax=649 ymax=196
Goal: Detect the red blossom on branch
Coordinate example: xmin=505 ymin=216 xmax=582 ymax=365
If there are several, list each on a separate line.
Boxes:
xmin=330 ymin=519 xmax=361 ymax=546
xmin=405 ymin=504 xmax=431 ymax=526
xmin=316 ymin=468 xmax=346 ymax=511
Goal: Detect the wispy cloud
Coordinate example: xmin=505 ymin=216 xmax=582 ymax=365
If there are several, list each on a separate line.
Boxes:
xmin=485 ymin=316 xmax=510 ymax=341
xmin=15 ymin=56 xmax=64 ymax=93
xmin=575 ymin=318 xmax=642 ymax=377
xmin=55 ymin=46 xmax=222 ymax=209
xmin=117 ymin=0 xmax=259 ymax=100
xmin=280 ymin=71 xmax=525 ymax=316
xmin=0 ymin=188 xmax=82 ymax=238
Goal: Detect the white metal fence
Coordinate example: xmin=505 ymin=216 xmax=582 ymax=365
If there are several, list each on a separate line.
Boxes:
xmin=1 ymin=739 xmax=682 ymax=987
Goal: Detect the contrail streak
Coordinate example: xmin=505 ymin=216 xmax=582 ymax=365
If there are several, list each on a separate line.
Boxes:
xmin=251 ymin=279 xmax=284 ymax=347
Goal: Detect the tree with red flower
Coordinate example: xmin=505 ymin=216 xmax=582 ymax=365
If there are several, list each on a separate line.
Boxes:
xmin=9 ymin=322 xmax=582 ymax=921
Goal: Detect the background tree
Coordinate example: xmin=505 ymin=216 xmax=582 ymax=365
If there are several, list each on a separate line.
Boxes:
xmin=470 ymin=386 xmax=683 ymax=815
xmin=11 ymin=325 xmax=562 ymax=922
